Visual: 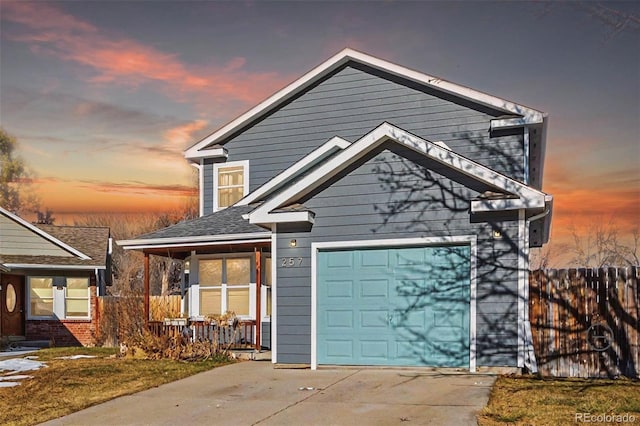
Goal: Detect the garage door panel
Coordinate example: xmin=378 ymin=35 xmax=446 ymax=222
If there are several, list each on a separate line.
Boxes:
xmin=395 ymin=247 xmax=426 ymax=265
xmin=360 ymin=278 xmax=389 ymax=298
xmin=326 ymin=251 xmax=354 ymax=268
xmin=325 ymin=309 xmax=353 ymax=328
xmin=360 ymin=340 xmax=389 ymax=361
xmin=359 ymin=250 xmax=389 ymax=267
xmin=324 ymin=280 xmax=353 ymax=299
xmin=324 ymin=339 xmax=354 ymax=359
xmin=395 ymin=310 xmax=427 ymax=330
xmin=318 ymin=245 xmax=470 ymax=367
xmin=395 ymin=340 xmax=426 ymax=362
xmin=360 ymin=309 xmax=389 ymax=329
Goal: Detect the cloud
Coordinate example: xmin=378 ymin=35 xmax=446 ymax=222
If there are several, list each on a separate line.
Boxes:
xmin=1 ymin=2 xmax=290 ymax=107
xmin=163 ymin=120 xmax=209 ymax=150
xmin=30 ymin=176 xmax=197 ymax=214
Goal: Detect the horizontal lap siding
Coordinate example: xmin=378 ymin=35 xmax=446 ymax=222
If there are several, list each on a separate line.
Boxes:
xmin=202 ymin=65 xmax=524 ymax=215
xmin=276 ymin=148 xmax=520 ymax=365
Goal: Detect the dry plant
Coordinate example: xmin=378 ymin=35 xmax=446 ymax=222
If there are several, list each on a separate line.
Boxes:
xmin=74 ymin=212 xmax=186 ymax=296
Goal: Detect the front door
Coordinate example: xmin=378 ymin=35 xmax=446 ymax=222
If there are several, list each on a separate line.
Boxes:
xmin=1 ymin=274 xmax=25 ymax=336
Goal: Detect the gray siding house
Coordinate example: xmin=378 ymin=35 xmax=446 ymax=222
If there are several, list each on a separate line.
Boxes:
xmin=120 ymin=49 xmax=552 ymax=371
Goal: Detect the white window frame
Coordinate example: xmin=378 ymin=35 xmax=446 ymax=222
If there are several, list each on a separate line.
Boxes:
xmin=64 ymin=277 xmax=91 ymax=320
xmin=197 ymin=255 xmax=255 ymax=320
xmin=213 ymin=160 xmax=249 ymax=212
xmin=27 ymin=277 xmax=56 ymax=320
xmin=27 ymin=276 xmax=91 ymax=320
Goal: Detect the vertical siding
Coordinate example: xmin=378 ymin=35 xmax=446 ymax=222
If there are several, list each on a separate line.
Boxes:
xmin=276 ymin=147 xmax=521 ymax=366
xmin=200 ymin=65 xmax=524 ymax=215
xmin=0 ymin=215 xmax=72 ymax=257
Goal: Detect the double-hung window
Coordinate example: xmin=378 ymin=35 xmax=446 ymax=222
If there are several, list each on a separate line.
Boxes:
xmin=199 ymin=256 xmax=252 ymax=318
xmin=65 ymin=278 xmax=90 ymax=318
xmin=29 ymin=278 xmax=54 ymax=318
xmin=213 ymin=160 xmax=249 ymax=211
xmin=28 ymin=277 xmax=90 ymax=319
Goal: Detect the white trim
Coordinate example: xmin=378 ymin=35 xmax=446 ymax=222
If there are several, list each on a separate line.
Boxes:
xmin=5 ymin=264 xmax=105 ymax=270
xmin=190 ymin=161 xmax=204 ymax=217
xmin=118 ymin=232 xmax=270 ymax=248
xmin=0 ymin=207 xmax=91 ymax=260
xmin=185 ymin=48 xmax=544 ymax=159
xmin=523 ymin=127 xmax=530 ymax=185
xmin=120 ymin=238 xmax=271 ymax=251
xmin=310 ymin=235 xmax=477 ymax=371
xmin=187 ymin=146 xmax=228 ymax=162
xmin=213 ymin=160 xmax=250 ymax=212
xmin=237 ymin=137 xmax=351 ymax=206
xmin=270 ymin=226 xmax=278 ymax=363
xmin=250 ymin=123 xmax=547 ymax=224
xmin=250 ymin=211 xmax=314 ymax=225
xmin=471 ymin=197 xmax=545 ymax=212
xmin=517 ymin=209 xmax=526 ymax=368
xmin=490 ymin=117 xmax=528 ymax=130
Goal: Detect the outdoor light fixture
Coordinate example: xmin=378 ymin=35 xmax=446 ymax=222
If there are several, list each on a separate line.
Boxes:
xmin=289 ymin=239 xmax=297 ymax=247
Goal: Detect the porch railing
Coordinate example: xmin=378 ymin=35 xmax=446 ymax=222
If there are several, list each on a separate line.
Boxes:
xmin=148 ymin=319 xmax=256 ymax=350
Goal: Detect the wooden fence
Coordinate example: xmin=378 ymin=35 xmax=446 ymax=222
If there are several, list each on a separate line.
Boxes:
xmin=529 ymin=267 xmax=639 ymax=378
xmin=96 ymin=295 xmax=183 ymax=347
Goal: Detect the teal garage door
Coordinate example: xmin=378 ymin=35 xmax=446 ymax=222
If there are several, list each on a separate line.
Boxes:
xmin=317 ymin=245 xmax=470 ymax=367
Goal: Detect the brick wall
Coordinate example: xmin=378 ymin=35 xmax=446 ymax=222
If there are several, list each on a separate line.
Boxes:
xmin=25 ymin=287 xmax=98 ymax=347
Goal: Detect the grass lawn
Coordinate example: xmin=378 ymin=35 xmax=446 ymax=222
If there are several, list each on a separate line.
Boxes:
xmin=479 ymin=375 xmax=640 ymax=425
xmin=0 ymin=347 xmax=233 ymax=426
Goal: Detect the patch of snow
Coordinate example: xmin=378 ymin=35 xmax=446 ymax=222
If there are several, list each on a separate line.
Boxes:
xmin=0 ymin=382 xmax=20 ymax=388
xmin=0 ymin=375 xmax=32 ymax=381
xmin=0 ymin=358 xmax=47 ymax=373
xmin=55 ymin=355 xmax=97 ymax=360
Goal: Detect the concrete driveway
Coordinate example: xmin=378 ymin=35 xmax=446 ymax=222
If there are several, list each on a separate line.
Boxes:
xmin=42 ymin=361 xmax=495 ymax=425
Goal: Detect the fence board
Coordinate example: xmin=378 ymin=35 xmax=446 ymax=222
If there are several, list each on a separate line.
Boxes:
xmin=530 ymin=267 xmax=640 ymax=378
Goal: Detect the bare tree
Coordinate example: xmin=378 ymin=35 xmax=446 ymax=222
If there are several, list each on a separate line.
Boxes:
xmin=568 ymin=216 xmax=639 ymax=267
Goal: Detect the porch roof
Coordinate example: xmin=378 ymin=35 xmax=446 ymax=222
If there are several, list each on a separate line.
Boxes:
xmin=118 ymin=205 xmax=271 ymax=252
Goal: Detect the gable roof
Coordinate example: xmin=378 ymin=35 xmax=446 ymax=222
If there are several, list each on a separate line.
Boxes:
xmin=248 ymin=122 xmax=551 ymax=226
xmin=185 ymin=48 xmax=546 ymax=161
xmin=0 ymin=214 xmax=110 ymax=269
xmin=236 ymin=136 xmax=351 ymax=206
xmin=0 ymin=207 xmax=91 ymax=260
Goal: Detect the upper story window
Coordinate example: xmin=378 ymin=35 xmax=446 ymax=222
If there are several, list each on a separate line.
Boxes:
xmin=213 ymin=160 xmax=249 ymax=211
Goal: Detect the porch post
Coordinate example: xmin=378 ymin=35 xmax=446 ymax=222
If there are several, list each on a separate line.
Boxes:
xmin=255 ymin=248 xmax=261 ymax=351
xmin=144 ymin=252 xmax=150 ymax=327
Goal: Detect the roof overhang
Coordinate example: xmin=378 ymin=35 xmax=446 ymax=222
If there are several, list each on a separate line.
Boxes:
xmin=185 ymin=48 xmax=545 ymax=160
xmin=2 ymin=264 xmax=106 ymax=270
xmin=117 ymin=232 xmax=271 ymax=251
xmin=249 ymin=122 xmax=550 ymax=226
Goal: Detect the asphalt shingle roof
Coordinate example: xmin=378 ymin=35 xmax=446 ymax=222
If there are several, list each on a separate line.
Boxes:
xmin=134 ymin=205 xmax=269 ymax=240
xmin=0 ymin=225 xmax=110 ymax=267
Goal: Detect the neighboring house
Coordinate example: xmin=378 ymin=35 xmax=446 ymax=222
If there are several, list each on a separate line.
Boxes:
xmin=0 ymin=207 xmax=111 ymax=346
xmin=119 ymin=49 xmax=553 ymax=371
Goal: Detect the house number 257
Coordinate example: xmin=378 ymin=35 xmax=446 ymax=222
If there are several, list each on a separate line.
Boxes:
xmin=281 ymin=257 xmax=303 ymax=267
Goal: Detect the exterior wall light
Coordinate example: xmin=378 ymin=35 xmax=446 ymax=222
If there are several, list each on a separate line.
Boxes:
xmin=289 ymin=239 xmax=297 ymax=247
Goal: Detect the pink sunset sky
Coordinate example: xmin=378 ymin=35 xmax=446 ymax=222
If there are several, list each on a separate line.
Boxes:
xmin=0 ymin=1 xmax=638 ymax=250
